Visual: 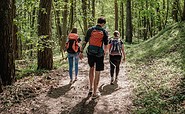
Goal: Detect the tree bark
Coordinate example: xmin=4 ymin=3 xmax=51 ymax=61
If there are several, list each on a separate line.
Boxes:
xmin=70 ymin=0 xmax=74 ymax=30
xmin=182 ymin=0 xmax=185 ymax=21
xmin=114 ymin=0 xmax=118 ymax=30
xmin=164 ymin=0 xmax=169 ymax=27
xmin=126 ymin=0 xmax=132 ymax=43
xmin=0 ymin=0 xmax=15 ymax=86
xmin=37 ymin=0 xmax=53 ymax=70
xmin=92 ymin=0 xmax=96 ymax=24
xmin=82 ymin=0 xmax=88 ymax=33
xmin=61 ymin=0 xmax=68 ymax=58
xmin=172 ymin=0 xmax=178 ymax=22
xmin=121 ymin=2 xmax=124 ymax=39
xmin=12 ymin=0 xmax=19 ymax=60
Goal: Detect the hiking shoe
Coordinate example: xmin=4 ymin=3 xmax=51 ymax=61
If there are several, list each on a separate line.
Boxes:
xmin=92 ymin=93 xmax=101 ymax=100
xmin=115 ymin=76 xmax=118 ymax=81
xmin=74 ymin=77 xmax=77 ymax=81
xmin=69 ymin=80 xmax=73 ymax=84
xmin=88 ymin=88 xmax=93 ymax=96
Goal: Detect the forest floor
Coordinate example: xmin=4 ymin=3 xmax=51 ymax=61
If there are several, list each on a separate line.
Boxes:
xmin=0 ymin=57 xmax=133 ymax=114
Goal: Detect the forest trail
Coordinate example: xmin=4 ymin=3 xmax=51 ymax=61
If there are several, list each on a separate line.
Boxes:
xmin=0 ymin=57 xmax=133 ymax=114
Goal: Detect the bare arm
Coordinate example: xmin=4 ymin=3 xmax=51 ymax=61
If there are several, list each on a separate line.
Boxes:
xmin=122 ymin=44 xmax=126 ymax=62
xmin=81 ymin=41 xmax=87 ymax=53
xmin=104 ymin=44 xmax=108 ymax=54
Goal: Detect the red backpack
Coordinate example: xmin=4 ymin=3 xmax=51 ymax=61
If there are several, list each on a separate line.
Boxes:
xmin=65 ymin=33 xmax=79 ymax=53
xmin=87 ymin=27 xmax=105 ymax=56
xmin=89 ymin=28 xmax=104 ymax=47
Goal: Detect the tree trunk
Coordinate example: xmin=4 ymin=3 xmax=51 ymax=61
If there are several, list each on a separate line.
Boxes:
xmin=0 ymin=0 xmax=15 ymax=86
xmin=182 ymin=0 xmax=185 ymax=21
xmin=61 ymin=0 xmax=68 ymax=58
xmin=53 ymin=0 xmax=63 ymax=53
xmin=12 ymin=0 xmax=19 ymax=59
xmin=92 ymin=0 xmax=96 ymax=24
xmin=30 ymin=4 xmax=36 ymax=57
xmin=164 ymin=0 xmax=169 ymax=27
xmin=82 ymin=0 xmax=88 ymax=33
xmin=37 ymin=0 xmax=53 ymax=70
xmin=70 ymin=0 xmax=74 ymax=30
xmin=121 ymin=2 xmax=124 ymax=39
xmin=172 ymin=0 xmax=178 ymax=22
xmin=0 ymin=77 xmax=2 ymax=93
xmin=156 ymin=4 xmax=162 ymax=31
xmin=125 ymin=0 xmax=132 ymax=43
xmin=114 ymin=0 xmax=118 ymax=30
xmin=143 ymin=0 xmax=149 ymax=40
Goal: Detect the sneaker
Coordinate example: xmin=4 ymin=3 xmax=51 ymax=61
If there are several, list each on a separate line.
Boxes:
xmin=92 ymin=93 xmax=101 ymax=100
xmin=88 ymin=88 xmax=93 ymax=96
xmin=69 ymin=80 xmax=73 ymax=84
xmin=115 ymin=76 xmax=118 ymax=81
xmin=74 ymin=77 xmax=77 ymax=81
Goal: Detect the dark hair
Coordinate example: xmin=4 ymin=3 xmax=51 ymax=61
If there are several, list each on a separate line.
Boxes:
xmin=97 ymin=17 xmax=106 ymax=24
xmin=71 ymin=28 xmax=77 ymax=33
xmin=113 ymin=31 xmax=120 ymax=37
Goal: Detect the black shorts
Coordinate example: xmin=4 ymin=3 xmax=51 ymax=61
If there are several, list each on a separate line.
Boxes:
xmin=87 ymin=54 xmax=104 ymax=71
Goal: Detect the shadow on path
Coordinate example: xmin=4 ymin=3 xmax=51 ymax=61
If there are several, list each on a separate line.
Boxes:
xmin=47 ymin=84 xmax=72 ymax=98
xmin=99 ymin=80 xmax=119 ymax=96
xmin=61 ymin=96 xmax=98 ymax=114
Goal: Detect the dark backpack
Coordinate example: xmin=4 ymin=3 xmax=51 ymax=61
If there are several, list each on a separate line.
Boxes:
xmin=87 ymin=27 xmax=104 ymax=56
xmin=65 ymin=33 xmax=79 ymax=53
xmin=109 ymin=38 xmax=122 ymax=55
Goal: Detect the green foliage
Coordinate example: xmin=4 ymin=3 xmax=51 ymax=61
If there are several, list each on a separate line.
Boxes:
xmin=127 ymin=22 xmax=185 ymax=113
xmin=15 ymin=54 xmax=68 ymax=79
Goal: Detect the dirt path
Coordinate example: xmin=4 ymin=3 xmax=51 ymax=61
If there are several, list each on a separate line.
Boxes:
xmin=0 ymin=58 xmax=133 ymax=114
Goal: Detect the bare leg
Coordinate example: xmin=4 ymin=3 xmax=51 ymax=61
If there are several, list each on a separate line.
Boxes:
xmin=89 ymin=67 xmax=94 ymax=90
xmin=93 ymin=71 xmax=100 ymax=95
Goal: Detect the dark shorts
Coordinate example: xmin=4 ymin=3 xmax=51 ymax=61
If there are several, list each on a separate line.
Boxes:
xmin=87 ymin=54 xmax=104 ymax=71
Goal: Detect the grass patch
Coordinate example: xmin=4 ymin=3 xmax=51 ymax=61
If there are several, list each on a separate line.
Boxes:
xmin=15 ymin=54 xmax=68 ymax=79
xmin=126 ymin=22 xmax=185 ymax=113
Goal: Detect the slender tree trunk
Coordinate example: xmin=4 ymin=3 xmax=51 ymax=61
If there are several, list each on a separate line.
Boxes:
xmin=0 ymin=0 xmax=15 ymax=86
xmin=70 ymin=0 xmax=74 ymax=30
xmin=12 ymin=0 xmax=19 ymax=59
xmin=156 ymin=5 xmax=162 ymax=31
xmin=0 ymin=77 xmax=2 ymax=93
xmin=74 ymin=0 xmax=77 ymax=25
xmin=126 ymin=0 xmax=132 ymax=43
xmin=53 ymin=0 xmax=63 ymax=53
xmin=92 ymin=0 xmax=96 ymax=24
xmin=164 ymin=0 xmax=169 ymax=27
xmin=101 ymin=1 xmax=105 ymax=15
xmin=61 ymin=0 xmax=68 ymax=58
xmin=143 ymin=16 xmax=147 ymax=40
xmin=121 ymin=2 xmax=124 ymax=39
xmin=37 ymin=0 xmax=53 ymax=70
xmin=172 ymin=0 xmax=178 ymax=22
xmin=114 ymin=0 xmax=118 ymax=30
xmin=30 ymin=5 xmax=36 ymax=57
xmin=182 ymin=0 xmax=185 ymax=21
xmin=82 ymin=0 xmax=88 ymax=33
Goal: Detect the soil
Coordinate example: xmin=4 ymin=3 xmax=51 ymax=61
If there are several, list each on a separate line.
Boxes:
xmin=0 ymin=57 xmax=133 ymax=114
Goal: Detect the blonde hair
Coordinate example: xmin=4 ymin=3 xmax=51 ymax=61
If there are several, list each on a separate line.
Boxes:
xmin=113 ymin=31 xmax=120 ymax=37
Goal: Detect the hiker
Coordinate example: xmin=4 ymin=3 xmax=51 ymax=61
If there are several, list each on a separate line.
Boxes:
xmin=79 ymin=17 xmax=108 ymax=99
xmin=108 ymin=30 xmax=126 ymax=85
xmin=65 ymin=27 xmax=81 ymax=84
